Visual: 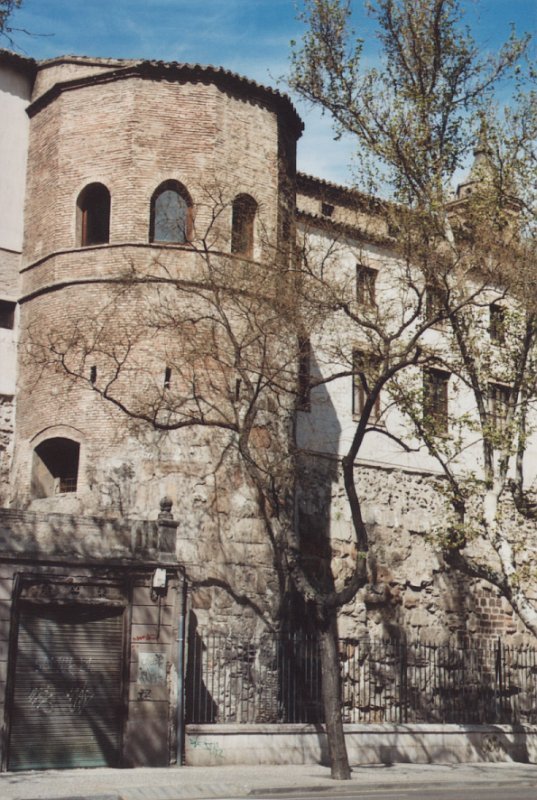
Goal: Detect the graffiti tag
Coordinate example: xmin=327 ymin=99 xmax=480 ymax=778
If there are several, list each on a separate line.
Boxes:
xmin=65 ymin=684 xmax=94 ymax=713
xmin=27 ymin=686 xmax=54 ymax=714
xmin=27 ymin=682 xmax=94 ymax=715
xmin=188 ymin=736 xmax=224 ymax=758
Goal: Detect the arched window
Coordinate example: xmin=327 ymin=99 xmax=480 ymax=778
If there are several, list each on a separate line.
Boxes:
xmin=150 ymin=181 xmax=191 ymax=243
xmin=32 ymin=437 xmax=80 ymax=497
xmin=231 ymin=194 xmax=257 ymax=257
xmin=77 ymin=183 xmax=111 ymax=246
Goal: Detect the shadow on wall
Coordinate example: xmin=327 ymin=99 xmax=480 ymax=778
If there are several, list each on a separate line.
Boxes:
xmin=294 ymin=347 xmax=342 ymax=635
xmin=184 ymin=613 xmax=219 ymax=724
xmin=369 ymin=722 xmax=531 ymax=765
xmin=0 ymin=60 xmax=32 ymax=103
xmin=0 ymin=507 xmax=160 ymax=561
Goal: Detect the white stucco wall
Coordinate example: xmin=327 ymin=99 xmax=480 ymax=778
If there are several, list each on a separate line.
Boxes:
xmin=0 ymin=63 xmax=31 ymax=254
xmin=296 ymin=225 xmax=537 ymax=486
xmin=0 ymin=60 xmax=31 ymax=400
xmin=185 ymin=723 xmax=537 ymax=766
xmin=0 ymin=324 xmax=16 ymax=395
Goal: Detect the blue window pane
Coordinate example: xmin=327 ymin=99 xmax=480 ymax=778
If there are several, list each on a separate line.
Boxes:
xmin=154 ymin=190 xmax=188 ymax=242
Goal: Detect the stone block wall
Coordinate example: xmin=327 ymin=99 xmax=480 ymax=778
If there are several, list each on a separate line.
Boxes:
xmin=0 ymin=398 xmax=14 ymax=508
xmin=299 ymin=455 xmax=537 ymax=648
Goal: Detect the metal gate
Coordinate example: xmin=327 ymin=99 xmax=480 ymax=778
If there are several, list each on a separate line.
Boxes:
xmin=8 ymin=602 xmax=125 ymax=770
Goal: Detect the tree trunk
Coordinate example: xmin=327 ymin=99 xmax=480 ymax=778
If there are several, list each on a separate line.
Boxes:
xmin=318 ymin=622 xmax=351 ymax=780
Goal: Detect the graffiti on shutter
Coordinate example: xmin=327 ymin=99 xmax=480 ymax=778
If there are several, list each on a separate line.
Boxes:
xmin=8 ymin=603 xmax=125 ymax=770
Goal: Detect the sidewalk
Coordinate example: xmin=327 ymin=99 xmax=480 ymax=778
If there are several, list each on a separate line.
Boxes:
xmin=2 ymin=762 xmax=537 ymax=800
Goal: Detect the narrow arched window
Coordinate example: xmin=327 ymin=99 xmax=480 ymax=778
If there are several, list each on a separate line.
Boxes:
xmin=150 ymin=180 xmax=191 ymax=243
xmin=231 ymin=194 xmax=257 ymax=257
xmin=32 ymin=437 xmax=80 ymax=497
xmin=77 ymin=183 xmax=111 ymax=246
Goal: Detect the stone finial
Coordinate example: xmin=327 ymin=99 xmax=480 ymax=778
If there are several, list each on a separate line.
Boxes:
xmin=157 ymin=496 xmax=178 ymax=558
xmin=159 ymin=496 xmax=174 ymax=520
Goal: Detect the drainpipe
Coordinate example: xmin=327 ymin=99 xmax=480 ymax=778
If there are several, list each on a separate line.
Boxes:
xmin=176 ymin=579 xmax=188 ymax=765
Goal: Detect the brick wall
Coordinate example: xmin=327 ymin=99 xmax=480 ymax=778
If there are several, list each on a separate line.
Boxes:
xmin=31 ymin=58 xmax=132 ymax=100
xmin=0 ymin=250 xmax=21 ymax=298
xmin=23 ymin=76 xmax=285 ymax=266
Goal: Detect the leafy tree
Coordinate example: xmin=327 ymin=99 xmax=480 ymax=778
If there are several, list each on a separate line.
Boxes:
xmin=390 ymin=123 xmax=537 ymax=635
xmin=290 ymin=0 xmax=536 ymax=776
xmin=28 ymin=181 xmax=451 ymax=780
xmin=24 ymin=0 xmax=536 ymax=781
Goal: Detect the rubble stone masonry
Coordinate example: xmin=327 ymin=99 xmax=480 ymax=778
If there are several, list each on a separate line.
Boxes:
xmin=299 ymin=455 xmax=537 ymax=646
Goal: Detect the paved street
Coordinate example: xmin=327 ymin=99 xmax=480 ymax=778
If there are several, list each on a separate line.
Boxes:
xmin=249 ymin=786 xmax=537 ymax=800
xmin=3 ymin=763 xmax=537 ymax=800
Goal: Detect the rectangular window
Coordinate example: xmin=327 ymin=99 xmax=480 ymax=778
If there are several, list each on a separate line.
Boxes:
xmin=321 ymin=202 xmax=334 ymax=218
xmin=356 ymin=266 xmax=377 ymax=306
xmin=489 ymin=382 xmax=511 ymax=434
xmin=489 ymin=303 xmax=506 ymax=344
xmin=0 ymin=299 xmax=16 ymax=330
xmin=425 ymin=285 xmax=448 ymax=324
xmin=297 ymin=337 xmax=311 ymax=412
xmin=423 ymin=368 xmax=449 ymax=435
xmin=353 ymin=351 xmax=381 ymax=422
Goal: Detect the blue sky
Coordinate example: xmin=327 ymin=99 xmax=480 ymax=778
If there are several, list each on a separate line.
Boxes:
xmin=5 ymin=0 xmax=537 ymax=185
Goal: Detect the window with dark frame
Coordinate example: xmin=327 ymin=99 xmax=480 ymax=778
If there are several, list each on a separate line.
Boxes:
xmin=489 ymin=303 xmax=507 ymax=344
xmin=0 ymin=300 xmax=15 ymax=330
xmin=77 ymin=183 xmax=111 ymax=247
xmin=425 ymin=285 xmax=448 ymax=324
xmin=32 ymin=437 xmax=80 ymax=497
xmin=150 ymin=180 xmax=191 ymax=244
xmin=321 ymin=202 xmax=334 ymax=218
xmin=231 ymin=194 xmax=257 ymax=257
xmin=356 ymin=265 xmax=377 ymax=306
xmin=423 ymin=368 xmax=449 ymax=435
xmin=297 ymin=336 xmax=311 ymax=412
xmin=352 ymin=350 xmax=381 ymax=423
xmin=489 ymin=382 xmax=511 ymax=434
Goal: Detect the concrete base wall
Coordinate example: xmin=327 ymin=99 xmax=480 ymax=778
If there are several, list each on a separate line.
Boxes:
xmin=185 ymin=723 xmax=537 ymax=767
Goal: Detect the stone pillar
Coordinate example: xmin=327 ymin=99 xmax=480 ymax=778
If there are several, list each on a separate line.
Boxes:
xmin=157 ymin=496 xmax=178 ymax=557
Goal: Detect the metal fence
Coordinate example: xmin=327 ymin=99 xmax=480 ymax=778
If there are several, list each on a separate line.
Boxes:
xmin=185 ymin=633 xmax=537 ymax=725
xmin=185 ymin=632 xmax=321 ymax=724
xmin=339 ymin=638 xmax=537 ymax=725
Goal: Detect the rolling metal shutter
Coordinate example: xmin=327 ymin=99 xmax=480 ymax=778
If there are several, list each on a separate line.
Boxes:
xmin=9 ymin=603 xmax=125 ymax=770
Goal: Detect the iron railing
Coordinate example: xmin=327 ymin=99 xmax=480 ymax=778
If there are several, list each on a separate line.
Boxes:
xmin=186 ymin=633 xmax=537 ymax=726
xmin=186 ymin=632 xmax=321 ymax=723
xmin=339 ymin=638 xmax=537 ymax=725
